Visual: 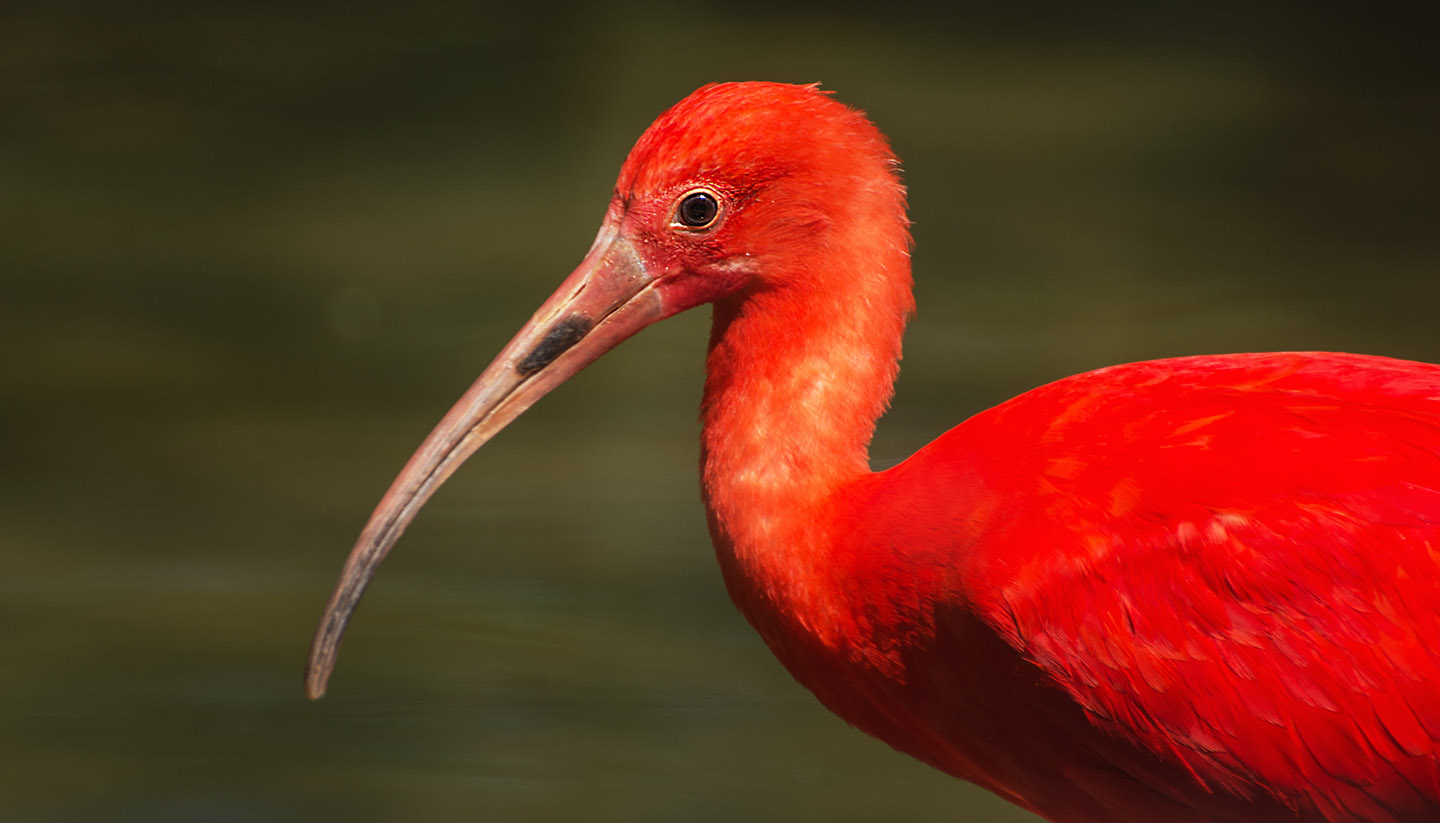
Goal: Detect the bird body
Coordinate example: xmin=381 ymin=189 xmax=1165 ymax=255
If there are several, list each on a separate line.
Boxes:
xmin=308 ymin=82 xmax=1440 ymax=822
xmin=712 ymin=347 xmax=1440 ymax=821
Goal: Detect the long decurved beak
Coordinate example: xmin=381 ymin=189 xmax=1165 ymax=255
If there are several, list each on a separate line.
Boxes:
xmin=305 ymin=224 xmax=663 ymax=699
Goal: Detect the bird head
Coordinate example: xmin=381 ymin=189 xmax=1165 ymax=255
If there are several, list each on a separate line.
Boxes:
xmin=609 ymin=81 xmax=907 ymax=309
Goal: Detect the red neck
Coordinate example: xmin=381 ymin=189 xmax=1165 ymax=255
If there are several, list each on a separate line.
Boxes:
xmin=698 ymin=230 xmax=912 ymax=647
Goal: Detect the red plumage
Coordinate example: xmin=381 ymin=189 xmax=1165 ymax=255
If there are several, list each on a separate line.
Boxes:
xmin=821 ymin=352 xmax=1440 ymax=820
xmin=307 ymin=83 xmax=1440 ymax=822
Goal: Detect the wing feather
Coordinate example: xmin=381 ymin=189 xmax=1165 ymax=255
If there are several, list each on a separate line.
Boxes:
xmin=956 ymin=353 xmax=1440 ymax=820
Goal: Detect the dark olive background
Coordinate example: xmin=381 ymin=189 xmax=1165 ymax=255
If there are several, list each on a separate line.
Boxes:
xmin=4 ymin=3 xmax=1438 ymax=821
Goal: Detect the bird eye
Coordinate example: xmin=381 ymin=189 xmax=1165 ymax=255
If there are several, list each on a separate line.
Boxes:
xmin=675 ymin=190 xmax=720 ymax=229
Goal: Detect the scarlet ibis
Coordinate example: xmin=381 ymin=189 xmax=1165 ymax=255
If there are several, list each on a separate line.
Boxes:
xmin=307 ymin=82 xmax=1440 ymax=822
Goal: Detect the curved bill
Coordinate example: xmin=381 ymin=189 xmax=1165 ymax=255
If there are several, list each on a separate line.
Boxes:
xmin=306 ymin=225 xmax=664 ymax=699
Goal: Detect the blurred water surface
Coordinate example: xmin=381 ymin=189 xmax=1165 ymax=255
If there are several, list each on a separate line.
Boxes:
xmin=3 ymin=3 xmax=1438 ymax=821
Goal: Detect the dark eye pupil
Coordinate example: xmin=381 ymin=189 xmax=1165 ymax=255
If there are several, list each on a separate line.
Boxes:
xmin=678 ymin=192 xmax=718 ymax=227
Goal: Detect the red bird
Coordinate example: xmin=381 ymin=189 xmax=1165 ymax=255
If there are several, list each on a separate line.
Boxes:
xmin=307 ymin=82 xmax=1440 ymax=822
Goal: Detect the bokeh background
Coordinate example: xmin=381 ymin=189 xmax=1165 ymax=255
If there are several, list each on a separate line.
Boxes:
xmin=5 ymin=2 xmax=1438 ymax=821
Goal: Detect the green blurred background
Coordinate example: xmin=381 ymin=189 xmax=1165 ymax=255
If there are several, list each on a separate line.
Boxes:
xmin=4 ymin=2 xmax=1438 ymax=821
